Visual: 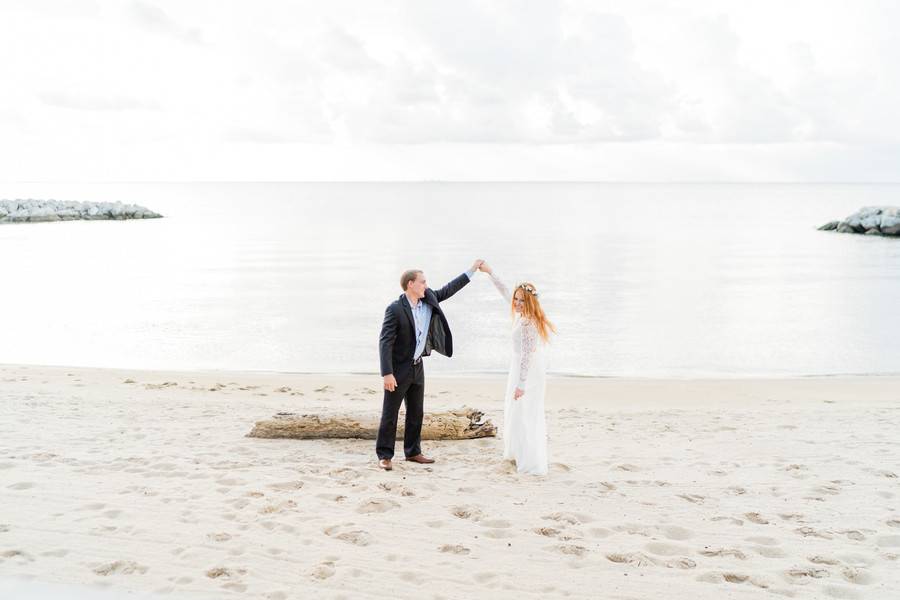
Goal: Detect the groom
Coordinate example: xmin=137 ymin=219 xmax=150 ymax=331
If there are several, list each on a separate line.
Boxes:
xmin=376 ymin=260 xmax=483 ymax=470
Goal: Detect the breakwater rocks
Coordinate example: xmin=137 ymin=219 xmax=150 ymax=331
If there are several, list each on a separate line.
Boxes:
xmin=818 ymin=206 xmax=900 ymax=236
xmin=0 ymin=199 xmax=163 ymax=223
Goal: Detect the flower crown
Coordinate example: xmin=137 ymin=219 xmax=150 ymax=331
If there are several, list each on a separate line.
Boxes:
xmin=516 ymin=283 xmax=539 ymax=298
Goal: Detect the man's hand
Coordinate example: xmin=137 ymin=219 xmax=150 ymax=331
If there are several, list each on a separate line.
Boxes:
xmin=470 ymin=258 xmax=484 ymax=272
xmin=478 ymin=261 xmax=492 ymax=274
xmin=514 ymin=387 xmax=524 ymax=400
xmin=383 ymin=374 xmax=397 ymax=392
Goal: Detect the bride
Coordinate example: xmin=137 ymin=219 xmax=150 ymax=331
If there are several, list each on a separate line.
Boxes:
xmin=477 ymin=262 xmax=555 ymax=475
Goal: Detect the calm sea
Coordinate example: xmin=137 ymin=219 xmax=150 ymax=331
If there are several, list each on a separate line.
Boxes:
xmin=1 ymin=182 xmax=898 ymax=377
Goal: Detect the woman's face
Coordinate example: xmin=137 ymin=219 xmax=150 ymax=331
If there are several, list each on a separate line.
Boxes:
xmin=513 ymin=289 xmax=526 ymax=313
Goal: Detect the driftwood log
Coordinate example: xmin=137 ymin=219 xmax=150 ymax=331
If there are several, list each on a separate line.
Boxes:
xmin=247 ymin=407 xmax=496 ymax=440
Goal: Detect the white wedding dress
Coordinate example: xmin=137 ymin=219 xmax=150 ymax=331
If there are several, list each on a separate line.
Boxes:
xmin=488 ymin=272 xmax=549 ymax=476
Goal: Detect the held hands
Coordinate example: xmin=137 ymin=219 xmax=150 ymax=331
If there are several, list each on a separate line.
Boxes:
xmin=470 ymin=258 xmax=485 ymax=272
xmin=383 ymin=374 xmax=397 ymax=392
xmin=514 ymin=387 xmax=524 ymax=400
xmin=477 ymin=261 xmax=492 ymax=275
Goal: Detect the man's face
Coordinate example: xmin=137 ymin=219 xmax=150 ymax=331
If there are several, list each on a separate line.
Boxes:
xmin=407 ymin=272 xmax=427 ymax=299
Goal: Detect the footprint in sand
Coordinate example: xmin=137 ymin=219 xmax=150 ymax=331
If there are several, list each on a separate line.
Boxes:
xmin=784 ymin=566 xmax=830 ymax=583
xmin=549 ymin=544 xmax=588 ymax=557
xmin=840 ymin=566 xmax=876 ymax=585
xmin=207 ymin=533 xmax=232 ymax=542
xmin=744 ymin=512 xmax=769 ymax=525
xmin=541 ymin=512 xmax=592 ymax=526
xmin=745 ymin=536 xmax=779 ymax=546
xmin=357 ymin=498 xmax=400 ymax=514
xmin=471 ymin=571 xmax=497 ymax=584
xmin=795 ymin=527 xmax=834 ymax=540
xmin=399 ymin=571 xmax=427 ymax=585
xmin=451 ymin=505 xmax=484 ymax=521
xmin=613 ymin=523 xmax=653 ymax=537
xmin=438 ymin=544 xmax=471 ymax=555
xmin=779 ymin=512 xmax=805 ymax=522
xmin=534 ymin=527 xmax=561 ymax=538
xmin=661 ymin=525 xmax=694 ymax=540
xmin=316 ymin=493 xmax=347 ymax=503
xmin=699 ymin=547 xmax=747 ymax=560
xmin=323 ymin=524 xmax=373 ymax=547
xmin=378 ymin=482 xmax=415 ymax=497
xmin=606 ymin=552 xmax=658 ymax=567
xmin=7 ymin=482 xmax=35 ymax=490
xmin=645 ymin=542 xmax=691 ymax=557
xmin=0 ymin=550 xmax=34 ymax=564
xmin=206 ymin=566 xmax=247 ymax=579
xmin=753 ymin=546 xmax=787 ymax=558
xmin=267 ymin=481 xmax=305 ymax=492
xmin=665 ymin=557 xmax=698 ymax=570
xmin=676 ymin=493 xmax=705 ymax=504
xmin=697 ymin=571 xmax=769 ymax=587
xmin=93 ymin=560 xmax=149 ymax=576
xmin=808 ymin=555 xmax=841 ymax=566
xmin=615 ymin=464 xmax=640 ymax=472
xmin=259 ymin=500 xmax=297 ymax=514
xmin=587 ymin=527 xmax=613 ymax=538
xmin=837 ymin=530 xmax=867 ymax=541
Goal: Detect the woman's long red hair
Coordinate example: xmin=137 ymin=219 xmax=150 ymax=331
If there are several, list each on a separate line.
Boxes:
xmin=512 ymin=282 xmax=556 ymax=342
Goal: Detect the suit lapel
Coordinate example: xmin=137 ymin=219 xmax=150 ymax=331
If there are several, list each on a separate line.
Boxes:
xmin=400 ymin=295 xmax=415 ymax=331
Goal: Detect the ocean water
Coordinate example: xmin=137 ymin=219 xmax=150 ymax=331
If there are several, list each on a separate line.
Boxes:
xmin=1 ymin=182 xmax=898 ymax=377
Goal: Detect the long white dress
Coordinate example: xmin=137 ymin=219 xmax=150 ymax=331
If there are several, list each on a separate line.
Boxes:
xmin=488 ymin=273 xmax=549 ymax=476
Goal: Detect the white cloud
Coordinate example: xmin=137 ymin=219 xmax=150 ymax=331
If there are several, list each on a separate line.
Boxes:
xmin=39 ymin=90 xmax=160 ymax=111
xmin=0 ymin=0 xmax=899 ymax=180
xmin=128 ymin=0 xmax=203 ymax=44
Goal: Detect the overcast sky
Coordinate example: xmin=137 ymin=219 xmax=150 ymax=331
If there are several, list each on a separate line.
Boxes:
xmin=2 ymin=0 xmax=899 ymax=181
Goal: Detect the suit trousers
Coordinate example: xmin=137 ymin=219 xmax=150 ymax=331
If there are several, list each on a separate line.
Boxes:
xmin=375 ymin=361 xmax=425 ymax=459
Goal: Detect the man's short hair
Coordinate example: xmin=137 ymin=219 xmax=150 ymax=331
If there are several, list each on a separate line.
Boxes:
xmin=401 ymin=269 xmax=423 ymax=290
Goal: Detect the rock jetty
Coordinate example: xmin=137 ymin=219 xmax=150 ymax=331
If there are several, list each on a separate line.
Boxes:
xmin=0 ymin=199 xmax=162 ymax=223
xmin=818 ymin=206 xmax=900 ymax=236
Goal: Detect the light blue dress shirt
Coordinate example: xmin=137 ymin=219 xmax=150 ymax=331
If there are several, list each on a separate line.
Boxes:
xmin=407 ymin=270 xmax=475 ymax=360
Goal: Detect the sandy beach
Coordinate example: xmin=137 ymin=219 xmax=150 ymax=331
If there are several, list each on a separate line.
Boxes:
xmin=1 ymin=363 xmax=898 ymax=599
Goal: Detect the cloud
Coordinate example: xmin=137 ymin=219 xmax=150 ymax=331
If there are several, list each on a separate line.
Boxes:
xmin=38 ymin=90 xmax=160 ymax=111
xmin=129 ymin=0 xmax=202 ymax=44
xmin=2 ymin=0 xmax=900 ymax=180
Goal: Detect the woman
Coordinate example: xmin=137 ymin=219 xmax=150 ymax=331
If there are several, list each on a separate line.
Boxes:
xmin=478 ymin=262 xmax=555 ymax=475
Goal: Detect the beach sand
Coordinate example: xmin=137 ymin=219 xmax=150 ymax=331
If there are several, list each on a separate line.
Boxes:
xmin=1 ymin=364 xmax=898 ymax=599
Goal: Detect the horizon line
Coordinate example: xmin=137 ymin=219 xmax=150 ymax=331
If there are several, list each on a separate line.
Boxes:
xmin=4 ymin=180 xmax=900 ymax=185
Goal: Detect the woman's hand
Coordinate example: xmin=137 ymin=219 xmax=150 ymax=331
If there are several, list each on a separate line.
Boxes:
xmin=514 ymin=387 xmax=524 ymax=400
xmin=478 ymin=261 xmax=493 ymax=274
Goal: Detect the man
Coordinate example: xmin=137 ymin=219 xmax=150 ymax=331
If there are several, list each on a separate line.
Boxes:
xmin=376 ymin=260 xmax=483 ymax=470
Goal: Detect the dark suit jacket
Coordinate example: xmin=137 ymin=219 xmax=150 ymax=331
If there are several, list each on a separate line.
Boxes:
xmin=379 ymin=273 xmax=470 ymax=382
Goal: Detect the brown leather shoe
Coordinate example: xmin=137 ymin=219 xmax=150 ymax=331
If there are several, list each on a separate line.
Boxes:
xmin=378 ymin=458 xmax=392 ymax=471
xmin=405 ymin=454 xmax=435 ymax=464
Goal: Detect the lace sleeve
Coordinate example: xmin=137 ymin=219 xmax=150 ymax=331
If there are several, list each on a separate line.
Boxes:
xmin=518 ymin=320 xmax=538 ymax=387
xmin=489 ymin=272 xmax=512 ymax=303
